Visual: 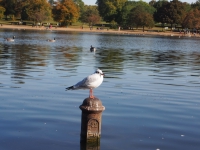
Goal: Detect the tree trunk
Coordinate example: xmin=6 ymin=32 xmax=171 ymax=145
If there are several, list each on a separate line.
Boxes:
xmin=171 ymin=23 xmax=173 ymax=31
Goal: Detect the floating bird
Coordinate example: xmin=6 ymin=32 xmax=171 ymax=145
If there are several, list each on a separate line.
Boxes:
xmin=5 ymin=36 xmax=15 ymax=42
xmin=90 ymin=45 xmax=96 ymax=52
xmin=47 ymin=38 xmax=55 ymax=42
xmin=66 ymin=69 xmax=104 ymax=98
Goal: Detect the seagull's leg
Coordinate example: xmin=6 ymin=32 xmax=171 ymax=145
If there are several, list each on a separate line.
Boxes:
xmin=89 ymin=89 xmax=94 ymax=98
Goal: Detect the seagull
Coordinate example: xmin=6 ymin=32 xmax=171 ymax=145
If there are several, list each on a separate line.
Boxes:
xmin=47 ymin=38 xmax=55 ymax=42
xmin=66 ymin=69 xmax=104 ymax=98
xmin=5 ymin=36 xmax=15 ymax=42
xmin=90 ymin=45 xmax=96 ymax=52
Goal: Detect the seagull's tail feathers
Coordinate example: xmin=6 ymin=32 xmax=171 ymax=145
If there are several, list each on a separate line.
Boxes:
xmin=66 ymin=86 xmax=74 ymax=90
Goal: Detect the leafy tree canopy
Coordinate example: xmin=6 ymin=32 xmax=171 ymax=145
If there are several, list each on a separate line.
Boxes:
xmin=118 ymin=1 xmax=155 ymax=26
xmin=154 ymin=0 xmax=188 ymax=28
xmin=80 ymin=5 xmax=101 ymax=26
xmin=0 ymin=0 xmax=16 ymax=18
xmin=182 ymin=8 xmax=200 ymax=29
xmin=191 ymin=0 xmax=200 ymax=9
xmin=127 ymin=5 xmax=154 ymax=31
xmin=25 ymin=0 xmax=52 ymax=23
xmin=0 ymin=5 xmax=5 ymax=19
xmin=52 ymin=0 xmax=79 ymax=26
xmin=96 ymin=0 xmax=127 ymax=22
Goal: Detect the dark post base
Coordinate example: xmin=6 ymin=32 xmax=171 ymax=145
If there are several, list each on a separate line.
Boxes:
xmin=80 ymin=140 xmax=100 ymax=150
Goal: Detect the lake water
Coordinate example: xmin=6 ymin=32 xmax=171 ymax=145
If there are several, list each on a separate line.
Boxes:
xmin=0 ymin=29 xmax=200 ymax=150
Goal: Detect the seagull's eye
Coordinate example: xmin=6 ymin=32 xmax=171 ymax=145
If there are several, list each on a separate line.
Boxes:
xmin=96 ymin=71 xmax=99 ymax=74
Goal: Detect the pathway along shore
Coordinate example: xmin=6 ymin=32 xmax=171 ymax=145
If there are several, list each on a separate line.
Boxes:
xmin=0 ymin=24 xmax=199 ymax=38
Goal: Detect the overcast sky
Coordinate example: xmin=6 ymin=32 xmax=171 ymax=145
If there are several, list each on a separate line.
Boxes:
xmin=82 ymin=0 xmax=197 ymax=5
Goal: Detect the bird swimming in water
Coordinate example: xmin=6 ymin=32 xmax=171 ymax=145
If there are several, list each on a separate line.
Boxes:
xmin=5 ymin=36 xmax=15 ymax=42
xmin=66 ymin=69 xmax=104 ymax=98
xmin=47 ymin=38 xmax=55 ymax=42
xmin=90 ymin=45 xmax=96 ymax=52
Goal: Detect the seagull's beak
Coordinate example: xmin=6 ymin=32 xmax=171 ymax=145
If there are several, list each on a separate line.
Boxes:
xmin=101 ymin=73 xmax=104 ymax=76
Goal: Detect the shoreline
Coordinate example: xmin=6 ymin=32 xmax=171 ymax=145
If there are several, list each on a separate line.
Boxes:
xmin=0 ymin=24 xmax=198 ymax=38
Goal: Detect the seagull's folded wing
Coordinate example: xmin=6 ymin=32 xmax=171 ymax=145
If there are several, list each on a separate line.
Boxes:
xmin=74 ymin=77 xmax=88 ymax=89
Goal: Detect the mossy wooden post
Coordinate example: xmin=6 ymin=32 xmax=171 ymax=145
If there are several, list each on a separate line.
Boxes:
xmin=79 ymin=97 xmax=105 ymax=144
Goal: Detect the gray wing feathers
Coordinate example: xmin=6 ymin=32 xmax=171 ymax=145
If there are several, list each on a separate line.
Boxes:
xmin=73 ymin=75 xmax=98 ymax=89
xmin=66 ymin=74 xmax=100 ymax=90
xmin=74 ymin=77 xmax=88 ymax=89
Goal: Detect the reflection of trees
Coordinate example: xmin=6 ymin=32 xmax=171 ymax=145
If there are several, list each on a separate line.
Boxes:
xmin=51 ymin=46 xmax=82 ymax=71
xmin=1 ymin=42 xmax=82 ymax=85
xmin=189 ymin=52 xmax=200 ymax=73
xmin=153 ymin=50 xmax=183 ymax=63
xmin=125 ymin=49 xmax=200 ymax=76
xmin=8 ymin=44 xmax=49 ymax=84
xmin=95 ymin=48 xmax=125 ymax=77
xmin=94 ymin=44 xmax=200 ymax=78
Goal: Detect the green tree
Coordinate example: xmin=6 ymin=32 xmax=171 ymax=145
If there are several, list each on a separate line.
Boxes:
xmin=155 ymin=0 xmax=188 ymax=30
xmin=191 ymin=0 xmax=200 ymax=9
xmin=149 ymin=0 xmax=156 ymax=7
xmin=73 ymin=0 xmax=85 ymax=21
xmin=0 ymin=6 xmax=5 ymax=19
xmin=119 ymin=1 xmax=155 ymax=27
xmin=96 ymin=0 xmax=127 ymax=23
xmin=118 ymin=1 xmax=136 ymax=26
xmin=52 ymin=0 xmax=79 ymax=26
xmin=73 ymin=0 xmax=84 ymax=11
xmin=80 ymin=5 xmax=101 ymax=26
xmin=0 ymin=0 xmax=28 ymax=19
xmin=0 ymin=0 xmax=15 ymax=19
xmin=182 ymin=8 xmax=200 ymax=29
xmin=151 ymin=0 xmax=168 ymax=10
xmin=25 ymin=0 xmax=52 ymax=23
xmin=127 ymin=5 xmax=154 ymax=32
xmin=153 ymin=0 xmax=169 ymax=29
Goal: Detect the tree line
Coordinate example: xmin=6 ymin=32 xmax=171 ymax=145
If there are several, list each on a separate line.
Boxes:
xmin=0 ymin=0 xmax=200 ymax=30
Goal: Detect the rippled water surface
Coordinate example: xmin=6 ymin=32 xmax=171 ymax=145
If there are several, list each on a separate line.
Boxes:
xmin=0 ymin=29 xmax=200 ymax=150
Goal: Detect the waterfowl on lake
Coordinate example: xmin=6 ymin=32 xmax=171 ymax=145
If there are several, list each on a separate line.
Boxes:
xmin=90 ymin=45 xmax=96 ymax=52
xmin=66 ymin=69 xmax=104 ymax=99
xmin=47 ymin=38 xmax=55 ymax=42
xmin=5 ymin=36 xmax=15 ymax=42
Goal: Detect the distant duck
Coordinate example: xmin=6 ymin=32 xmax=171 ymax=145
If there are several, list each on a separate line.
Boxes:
xmin=90 ymin=45 xmax=96 ymax=52
xmin=47 ymin=38 xmax=55 ymax=42
xmin=5 ymin=36 xmax=15 ymax=42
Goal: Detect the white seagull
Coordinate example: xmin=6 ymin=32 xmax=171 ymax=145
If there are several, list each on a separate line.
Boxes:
xmin=66 ymin=69 xmax=104 ymax=98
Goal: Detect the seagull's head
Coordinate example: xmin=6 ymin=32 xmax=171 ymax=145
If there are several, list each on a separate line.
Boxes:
xmin=95 ymin=69 xmax=104 ymax=76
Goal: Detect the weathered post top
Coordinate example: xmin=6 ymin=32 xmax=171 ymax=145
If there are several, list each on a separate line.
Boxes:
xmin=80 ymin=97 xmax=105 ymax=112
xmin=79 ymin=97 xmax=105 ymax=144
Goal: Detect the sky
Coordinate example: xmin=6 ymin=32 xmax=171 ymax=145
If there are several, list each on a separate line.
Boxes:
xmin=83 ymin=0 xmax=197 ymax=5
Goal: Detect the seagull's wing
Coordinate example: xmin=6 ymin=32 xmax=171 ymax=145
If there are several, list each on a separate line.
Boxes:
xmin=66 ymin=77 xmax=86 ymax=90
xmin=74 ymin=74 xmax=98 ymax=89
xmin=73 ymin=77 xmax=88 ymax=89
xmin=66 ymin=73 xmax=101 ymax=90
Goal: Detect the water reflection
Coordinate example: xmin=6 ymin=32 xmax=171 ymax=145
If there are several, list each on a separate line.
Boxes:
xmin=96 ymin=48 xmax=125 ymax=78
xmin=1 ymin=29 xmax=200 ymax=150
xmin=1 ymin=30 xmax=200 ymax=86
xmin=80 ymin=142 xmax=100 ymax=150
